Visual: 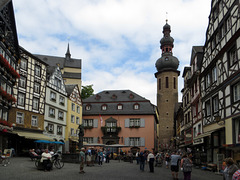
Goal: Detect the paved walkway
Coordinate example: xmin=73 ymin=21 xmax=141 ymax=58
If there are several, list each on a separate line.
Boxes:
xmin=0 ymin=157 xmax=222 ymax=180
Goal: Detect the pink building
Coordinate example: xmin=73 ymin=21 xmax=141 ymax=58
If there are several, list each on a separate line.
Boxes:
xmin=82 ymin=90 xmax=159 ymax=153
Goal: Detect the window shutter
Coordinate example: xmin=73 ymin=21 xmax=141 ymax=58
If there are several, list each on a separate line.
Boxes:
xmin=93 ymin=137 xmax=98 ymax=143
xmin=125 ymin=119 xmax=129 ymax=127
xmin=125 ymin=137 xmax=129 ymax=146
xmin=140 ymin=138 xmax=145 ymax=146
xmin=140 ymin=118 xmax=145 ymax=127
xmin=93 ymin=119 xmax=98 ymax=128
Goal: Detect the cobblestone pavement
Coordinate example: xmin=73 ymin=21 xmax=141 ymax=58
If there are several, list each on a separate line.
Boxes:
xmin=0 ymin=157 xmax=222 ymax=180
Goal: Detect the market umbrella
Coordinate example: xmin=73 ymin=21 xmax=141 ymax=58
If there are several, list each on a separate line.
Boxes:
xmin=52 ymin=141 xmax=65 ymax=144
xmin=34 ymin=140 xmax=52 ymax=144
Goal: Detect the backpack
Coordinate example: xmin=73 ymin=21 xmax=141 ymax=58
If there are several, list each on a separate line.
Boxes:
xmin=183 ymin=158 xmax=192 ymax=172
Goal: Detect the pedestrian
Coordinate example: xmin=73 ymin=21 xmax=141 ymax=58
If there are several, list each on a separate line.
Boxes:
xmin=223 ymin=158 xmax=238 ymax=180
xmin=232 ymin=169 xmax=240 ymax=180
xmin=165 ymin=153 xmax=170 ymax=169
xmin=180 ymin=153 xmax=193 ymax=180
xmin=128 ymin=151 xmax=133 ymax=163
xmin=170 ymin=151 xmax=181 ymax=180
xmin=139 ymin=151 xmax=146 ymax=171
xmin=98 ymin=149 xmax=103 ymax=166
xmin=91 ymin=148 xmax=96 ymax=166
xmin=86 ymin=148 xmax=91 ymax=166
xmin=136 ymin=150 xmax=139 ymax=165
xmin=79 ymin=148 xmax=86 ymax=174
xmin=106 ymin=148 xmax=110 ymax=163
xmin=147 ymin=151 xmax=155 ymax=173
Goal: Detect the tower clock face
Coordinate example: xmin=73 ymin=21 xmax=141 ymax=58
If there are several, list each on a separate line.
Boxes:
xmin=165 ymin=57 xmax=169 ymax=61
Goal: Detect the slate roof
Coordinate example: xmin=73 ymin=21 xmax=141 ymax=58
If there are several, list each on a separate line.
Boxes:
xmin=65 ymin=84 xmax=76 ymax=96
xmin=83 ymin=90 xmax=156 ymax=115
xmin=35 ymin=54 xmax=81 ymax=69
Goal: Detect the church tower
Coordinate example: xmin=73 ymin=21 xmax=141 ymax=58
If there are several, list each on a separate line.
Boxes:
xmin=155 ymin=20 xmax=180 ymax=150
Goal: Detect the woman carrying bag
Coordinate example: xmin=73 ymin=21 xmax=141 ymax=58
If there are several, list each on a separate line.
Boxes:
xmin=180 ymin=154 xmax=193 ymax=180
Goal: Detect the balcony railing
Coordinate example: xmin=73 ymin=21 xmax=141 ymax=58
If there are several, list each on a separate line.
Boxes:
xmin=101 ymin=126 xmax=121 ymax=135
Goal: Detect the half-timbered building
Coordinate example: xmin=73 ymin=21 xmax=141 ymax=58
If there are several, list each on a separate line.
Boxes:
xmin=65 ymin=84 xmax=82 ymax=153
xmin=0 ymin=0 xmax=20 ymax=151
xmin=8 ymin=47 xmax=50 ymax=155
xmin=44 ymin=66 xmax=67 ymax=152
xmin=187 ymin=46 xmax=205 ymax=165
xmin=200 ymin=0 xmax=240 ymax=163
xmin=181 ymin=67 xmax=192 ymax=150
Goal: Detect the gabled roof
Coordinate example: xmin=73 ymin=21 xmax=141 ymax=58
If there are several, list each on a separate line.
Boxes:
xmin=190 ymin=46 xmax=203 ymax=68
xmin=65 ymin=84 xmax=76 ymax=96
xmin=83 ymin=90 xmax=156 ymax=116
xmin=35 ymin=54 xmax=81 ymax=69
xmin=182 ymin=67 xmax=191 ymax=77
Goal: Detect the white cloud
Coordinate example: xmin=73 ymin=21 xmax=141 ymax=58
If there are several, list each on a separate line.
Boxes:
xmin=13 ymin=0 xmax=211 ymax=105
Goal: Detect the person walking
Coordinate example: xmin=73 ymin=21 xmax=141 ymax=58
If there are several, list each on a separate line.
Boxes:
xmin=223 ymin=158 xmax=238 ymax=180
xmin=139 ymin=151 xmax=146 ymax=171
xmin=180 ymin=154 xmax=193 ymax=180
xmin=136 ymin=150 xmax=139 ymax=165
xmin=98 ymin=149 xmax=103 ymax=166
xmin=106 ymin=148 xmax=110 ymax=163
xmin=165 ymin=153 xmax=170 ymax=169
xmin=170 ymin=151 xmax=181 ymax=180
xmin=79 ymin=148 xmax=86 ymax=174
xmin=147 ymin=151 xmax=155 ymax=173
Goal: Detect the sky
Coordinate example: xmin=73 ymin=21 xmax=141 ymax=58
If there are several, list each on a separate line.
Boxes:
xmin=12 ymin=0 xmax=211 ymax=105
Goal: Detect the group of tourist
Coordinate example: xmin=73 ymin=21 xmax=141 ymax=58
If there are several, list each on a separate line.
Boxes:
xmin=78 ymin=147 xmax=240 ymax=180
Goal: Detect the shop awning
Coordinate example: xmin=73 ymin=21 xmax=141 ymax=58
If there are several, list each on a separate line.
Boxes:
xmin=193 ymin=130 xmax=214 ymax=140
xmin=13 ymin=131 xmax=53 ymax=141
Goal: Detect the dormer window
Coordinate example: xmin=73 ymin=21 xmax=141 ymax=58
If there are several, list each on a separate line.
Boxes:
xmin=129 ymin=93 xmax=134 ymax=99
xmin=117 ymin=104 xmax=123 ymax=110
xmin=133 ymin=103 xmax=139 ymax=110
xmin=112 ymin=94 xmax=117 ymax=99
xmin=102 ymin=105 xmax=107 ymax=111
xmin=95 ymin=94 xmax=101 ymax=100
xmin=86 ymin=105 xmax=91 ymax=111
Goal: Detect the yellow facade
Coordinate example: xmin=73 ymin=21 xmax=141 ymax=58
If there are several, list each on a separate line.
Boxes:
xmin=65 ymin=99 xmax=82 ymax=143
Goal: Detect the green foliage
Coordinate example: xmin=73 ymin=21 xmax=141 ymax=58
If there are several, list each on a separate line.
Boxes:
xmin=81 ymin=85 xmax=94 ymax=99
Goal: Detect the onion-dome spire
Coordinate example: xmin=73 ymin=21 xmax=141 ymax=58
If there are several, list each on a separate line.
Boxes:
xmin=65 ymin=43 xmax=71 ymax=61
xmin=155 ymin=20 xmax=179 ymax=72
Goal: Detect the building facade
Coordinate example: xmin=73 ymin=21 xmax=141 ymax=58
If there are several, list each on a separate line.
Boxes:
xmin=82 ymin=90 xmax=159 ymax=153
xmin=155 ymin=21 xmax=180 ymax=151
xmin=200 ymin=0 xmax=240 ymax=163
xmin=0 ymin=0 xmax=20 ymax=151
xmin=44 ymin=66 xmax=67 ymax=152
xmin=8 ymin=47 xmax=49 ymax=155
xmin=65 ymin=84 xmax=82 ymax=153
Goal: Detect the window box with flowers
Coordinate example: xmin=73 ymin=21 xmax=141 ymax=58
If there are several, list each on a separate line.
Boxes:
xmin=0 ymin=87 xmax=16 ymax=102
xmin=0 ymin=54 xmax=20 ymax=79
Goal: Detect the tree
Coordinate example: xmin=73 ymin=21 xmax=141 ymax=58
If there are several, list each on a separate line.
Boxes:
xmin=81 ymin=85 xmax=94 ymax=99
